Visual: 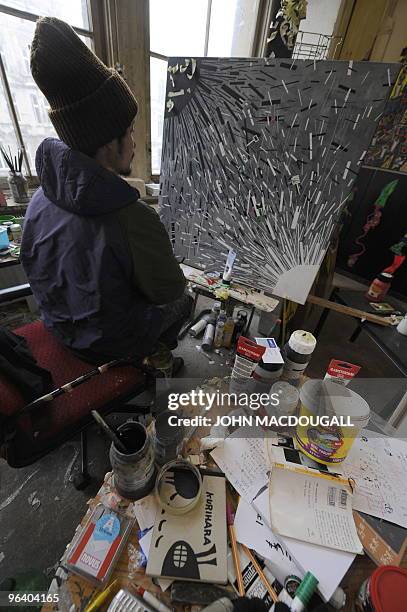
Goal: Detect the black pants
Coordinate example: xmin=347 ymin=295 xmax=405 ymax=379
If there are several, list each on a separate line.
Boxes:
xmin=72 ymin=292 xmax=193 ymax=364
xmin=156 ymin=292 xmax=194 ymax=351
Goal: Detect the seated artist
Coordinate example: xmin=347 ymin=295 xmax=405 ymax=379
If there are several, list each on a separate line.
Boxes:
xmin=20 ymin=17 xmax=192 ymax=374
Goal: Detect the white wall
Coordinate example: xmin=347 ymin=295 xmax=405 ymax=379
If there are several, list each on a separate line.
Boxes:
xmin=299 ymin=0 xmax=343 ymax=35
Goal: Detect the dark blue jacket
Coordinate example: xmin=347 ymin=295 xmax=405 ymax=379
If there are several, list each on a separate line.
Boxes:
xmin=21 ymin=139 xmax=185 ymax=360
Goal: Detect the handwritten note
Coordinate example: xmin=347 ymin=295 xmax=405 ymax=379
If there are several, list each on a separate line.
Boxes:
xmin=329 ymin=432 xmax=407 ymax=528
xmin=211 ymin=429 xmax=269 ymax=503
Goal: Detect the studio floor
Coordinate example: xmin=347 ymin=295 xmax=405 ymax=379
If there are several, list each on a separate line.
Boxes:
xmin=0 ymin=288 xmax=403 ymax=585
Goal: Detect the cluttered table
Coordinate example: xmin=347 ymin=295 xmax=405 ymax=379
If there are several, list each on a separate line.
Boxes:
xmin=41 ymin=366 xmax=407 ymax=612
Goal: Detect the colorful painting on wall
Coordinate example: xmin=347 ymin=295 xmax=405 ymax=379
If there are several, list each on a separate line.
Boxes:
xmin=364 ymin=64 xmax=407 ymax=174
xmin=159 ymin=57 xmax=400 ymax=304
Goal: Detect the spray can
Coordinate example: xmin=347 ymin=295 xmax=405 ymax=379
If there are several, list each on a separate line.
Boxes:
xmin=214 ymin=311 xmax=227 ymax=348
xmin=201 ymin=311 xmax=216 ymax=351
xmin=189 ymin=313 xmax=211 ymax=337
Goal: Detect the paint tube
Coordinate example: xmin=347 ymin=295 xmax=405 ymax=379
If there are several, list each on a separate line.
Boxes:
xmin=229 ymin=336 xmax=265 ymax=394
xmin=222 ymin=249 xmax=236 ymax=285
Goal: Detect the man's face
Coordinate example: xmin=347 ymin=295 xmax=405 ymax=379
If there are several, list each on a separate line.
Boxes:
xmin=114 ymin=123 xmax=135 ymax=176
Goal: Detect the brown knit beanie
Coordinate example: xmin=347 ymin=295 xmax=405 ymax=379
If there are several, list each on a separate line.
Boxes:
xmin=30 ymin=17 xmax=138 ymax=154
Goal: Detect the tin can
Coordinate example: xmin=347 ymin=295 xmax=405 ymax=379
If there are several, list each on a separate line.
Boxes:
xmin=153 ymin=410 xmax=184 ymax=466
xmin=355 ymin=566 xmax=407 ymax=611
xmin=109 ymin=421 xmax=156 ymax=500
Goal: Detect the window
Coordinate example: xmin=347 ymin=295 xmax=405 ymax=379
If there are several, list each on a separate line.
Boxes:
xmin=149 ymin=0 xmax=260 ymax=175
xmin=30 ymin=93 xmax=44 ymax=124
xmin=0 ymin=1 xmax=93 ymax=178
xmin=22 ymin=44 xmax=30 ymax=75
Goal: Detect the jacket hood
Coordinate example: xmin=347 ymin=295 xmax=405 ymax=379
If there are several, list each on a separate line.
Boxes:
xmin=35 ymin=138 xmax=140 ymax=216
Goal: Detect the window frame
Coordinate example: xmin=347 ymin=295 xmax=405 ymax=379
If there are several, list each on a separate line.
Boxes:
xmin=148 ymin=0 xmax=265 ymax=178
xmin=0 ymin=1 xmax=94 ymax=186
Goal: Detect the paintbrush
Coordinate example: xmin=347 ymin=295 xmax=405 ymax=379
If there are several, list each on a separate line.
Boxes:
xmin=91 ymin=410 xmax=128 ymax=453
xmin=0 ymin=146 xmax=15 ymax=172
xmin=226 ymin=502 xmax=245 ymax=596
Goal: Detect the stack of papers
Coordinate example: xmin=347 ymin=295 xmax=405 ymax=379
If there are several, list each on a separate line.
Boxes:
xmin=211 ymin=431 xmax=355 ymax=601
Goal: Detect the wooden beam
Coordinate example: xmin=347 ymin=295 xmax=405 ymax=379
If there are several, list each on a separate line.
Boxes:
xmin=307 ymin=294 xmax=392 ymax=327
xmin=114 ymin=0 xmax=151 ymax=181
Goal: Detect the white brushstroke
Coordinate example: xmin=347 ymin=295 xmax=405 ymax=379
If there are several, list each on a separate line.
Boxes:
xmin=0 ymin=470 xmax=39 ymax=511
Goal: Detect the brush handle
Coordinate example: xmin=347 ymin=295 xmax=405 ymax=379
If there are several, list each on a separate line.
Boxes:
xmin=228 ymin=524 xmax=245 ymax=596
xmin=91 ymin=410 xmax=128 ymax=453
xmin=241 ymin=544 xmax=278 ymax=603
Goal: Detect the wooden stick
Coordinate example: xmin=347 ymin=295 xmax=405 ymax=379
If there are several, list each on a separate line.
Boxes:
xmin=241 ymin=544 xmax=278 ymax=603
xmin=307 ymin=294 xmax=392 ymax=327
xmin=229 ymin=524 xmax=245 ymax=596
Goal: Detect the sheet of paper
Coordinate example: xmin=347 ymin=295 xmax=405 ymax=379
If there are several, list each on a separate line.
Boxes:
xmin=328 ymin=431 xmax=407 ymax=528
xmin=234 ymin=498 xmax=301 ymax=585
xmin=210 ymin=429 xmax=269 ymax=504
xmin=253 ymin=487 xmax=355 ymax=602
xmin=269 ymin=465 xmax=363 ymax=554
xmin=255 ymin=337 xmax=284 ymax=364
xmin=132 ymin=495 xmax=159 ymax=531
xmin=138 ymin=529 xmax=172 ymax=592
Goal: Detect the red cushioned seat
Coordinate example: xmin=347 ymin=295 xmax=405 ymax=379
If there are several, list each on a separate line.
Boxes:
xmin=0 ymin=321 xmax=146 ymax=467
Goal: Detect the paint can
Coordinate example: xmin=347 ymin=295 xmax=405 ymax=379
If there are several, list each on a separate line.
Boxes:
xmin=366 ymin=272 xmax=393 ymax=302
xmin=109 ymin=421 xmax=156 ymax=500
xmin=247 ymin=360 xmax=284 ymax=394
xmin=296 ymin=380 xmax=370 ymax=465
xmin=281 ymin=330 xmax=316 ymax=387
xmin=355 ymin=566 xmax=407 ymax=611
xmin=153 ymin=409 xmax=184 ymax=466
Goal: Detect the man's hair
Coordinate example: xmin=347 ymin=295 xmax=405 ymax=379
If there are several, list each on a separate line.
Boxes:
xmin=83 ymin=125 xmax=130 ymax=158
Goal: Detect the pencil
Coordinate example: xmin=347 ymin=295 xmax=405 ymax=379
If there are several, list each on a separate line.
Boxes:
xmin=241 ymin=544 xmax=278 ymax=603
xmin=226 ymin=503 xmax=245 ymax=596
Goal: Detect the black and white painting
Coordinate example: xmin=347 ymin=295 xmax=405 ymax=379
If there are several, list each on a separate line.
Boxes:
xmin=159 ymin=57 xmax=400 ymax=303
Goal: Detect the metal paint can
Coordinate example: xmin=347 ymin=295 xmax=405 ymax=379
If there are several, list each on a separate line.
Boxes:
xmin=109 ymin=421 xmax=156 ymax=500
xmin=355 ymin=566 xmax=407 ymax=611
xmin=153 ymin=410 xmax=184 ymax=466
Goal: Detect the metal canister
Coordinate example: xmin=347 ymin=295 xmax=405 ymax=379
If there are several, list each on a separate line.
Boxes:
xmin=109 ymin=421 xmax=156 ymax=500
xmin=10 ymin=223 xmax=22 ymax=244
xmin=355 ymin=566 xmax=407 ymax=611
xmin=153 ymin=409 xmax=184 ymax=466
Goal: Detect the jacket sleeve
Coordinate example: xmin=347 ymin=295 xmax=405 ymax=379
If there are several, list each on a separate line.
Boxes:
xmin=118 ymin=200 xmax=186 ymax=305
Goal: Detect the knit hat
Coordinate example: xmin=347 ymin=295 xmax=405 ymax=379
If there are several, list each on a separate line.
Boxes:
xmin=30 ymin=17 xmax=138 ymax=154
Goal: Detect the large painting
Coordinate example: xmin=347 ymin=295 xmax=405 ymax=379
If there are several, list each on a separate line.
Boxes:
xmin=159 ymin=58 xmax=400 ymax=303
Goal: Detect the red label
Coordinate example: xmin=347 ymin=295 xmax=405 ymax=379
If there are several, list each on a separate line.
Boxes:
xmin=237 ymin=336 xmax=266 ymax=362
xmin=326 ymin=359 xmax=361 ymax=380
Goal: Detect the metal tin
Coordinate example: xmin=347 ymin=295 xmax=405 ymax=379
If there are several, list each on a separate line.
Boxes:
xmin=109 ymin=421 xmax=156 ymax=501
xmin=355 ymin=566 xmax=407 ymax=612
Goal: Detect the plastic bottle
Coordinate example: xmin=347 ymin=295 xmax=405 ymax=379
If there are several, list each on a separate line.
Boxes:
xmin=248 ymin=360 xmax=284 ymax=393
xmin=232 ymin=310 xmax=248 ymax=345
xmin=214 ymin=311 xmax=226 ymax=348
xmin=281 ymin=330 xmax=317 ymax=387
xmin=222 ymin=316 xmax=235 ymax=348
